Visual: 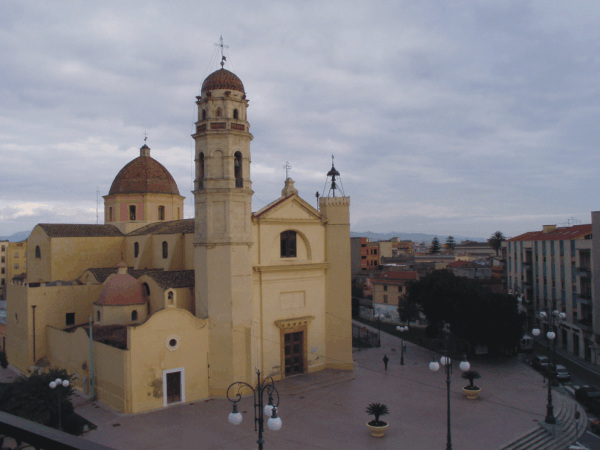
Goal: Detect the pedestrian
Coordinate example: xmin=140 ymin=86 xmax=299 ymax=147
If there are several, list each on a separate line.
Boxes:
xmin=383 ymin=354 xmax=389 ymax=370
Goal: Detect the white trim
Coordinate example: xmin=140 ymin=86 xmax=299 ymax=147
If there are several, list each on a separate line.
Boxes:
xmin=162 ymin=367 xmax=185 ymax=406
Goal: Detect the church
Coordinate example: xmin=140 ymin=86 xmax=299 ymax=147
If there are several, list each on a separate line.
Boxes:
xmin=6 ymin=65 xmax=353 ymax=413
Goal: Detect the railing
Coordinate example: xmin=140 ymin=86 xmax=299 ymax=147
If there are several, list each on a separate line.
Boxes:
xmin=0 ymin=411 xmax=112 ymax=450
xmin=352 ymin=323 xmax=379 ymax=348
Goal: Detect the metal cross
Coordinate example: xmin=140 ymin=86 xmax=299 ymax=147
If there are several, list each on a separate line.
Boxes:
xmin=144 ymin=131 xmax=148 ymax=143
xmin=215 ymin=35 xmax=229 ymax=68
xmin=283 ymin=161 xmax=292 ymax=179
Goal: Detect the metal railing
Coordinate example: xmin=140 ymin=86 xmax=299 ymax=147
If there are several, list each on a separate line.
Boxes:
xmin=352 ymin=323 xmax=379 ymax=348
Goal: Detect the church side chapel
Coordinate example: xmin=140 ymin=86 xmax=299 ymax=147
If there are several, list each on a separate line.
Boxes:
xmin=6 ymin=57 xmax=353 ymax=413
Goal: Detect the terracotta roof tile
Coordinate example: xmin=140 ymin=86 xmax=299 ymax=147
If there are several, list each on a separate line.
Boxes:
xmin=510 ymin=224 xmax=591 ymax=242
xmin=127 ymin=219 xmax=194 ymax=236
xmin=201 ymin=69 xmax=245 ymax=94
xmin=38 ymin=224 xmax=123 ymax=238
xmin=143 ymin=270 xmax=194 ymax=289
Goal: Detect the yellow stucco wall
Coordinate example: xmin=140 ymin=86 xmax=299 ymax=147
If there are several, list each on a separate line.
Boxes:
xmin=127 ymin=308 xmax=209 ymax=413
xmin=6 ymin=281 xmax=102 ymax=372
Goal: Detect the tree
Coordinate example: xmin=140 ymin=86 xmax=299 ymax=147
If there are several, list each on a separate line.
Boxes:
xmin=403 ymin=270 xmax=522 ymax=353
xmin=429 ymin=237 xmax=441 ymax=254
xmin=445 ymin=236 xmax=456 ymax=252
xmin=488 ymin=231 xmax=506 ymax=256
xmin=0 ymin=368 xmax=75 ymax=428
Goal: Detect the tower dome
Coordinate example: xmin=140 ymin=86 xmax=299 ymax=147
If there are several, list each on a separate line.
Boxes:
xmin=108 ymin=145 xmax=180 ymax=196
xmin=97 ymin=263 xmax=147 ymax=306
xmin=201 ymin=68 xmax=245 ymax=94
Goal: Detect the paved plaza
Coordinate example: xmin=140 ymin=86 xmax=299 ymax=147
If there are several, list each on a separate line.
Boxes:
xmin=68 ymin=324 xmax=567 ymax=450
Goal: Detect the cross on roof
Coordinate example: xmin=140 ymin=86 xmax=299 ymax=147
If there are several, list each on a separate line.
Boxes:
xmin=215 ymin=35 xmax=229 ymax=68
xmin=283 ymin=161 xmax=292 ymax=179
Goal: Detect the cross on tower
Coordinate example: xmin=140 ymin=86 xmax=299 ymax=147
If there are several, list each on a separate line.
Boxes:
xmin=283 ymin=161 xmax=292 ymax=179
xmin=215 ymin=35 xmax=229 ymax=68
xmin=144 ymin=131 xmax=148 ymax=143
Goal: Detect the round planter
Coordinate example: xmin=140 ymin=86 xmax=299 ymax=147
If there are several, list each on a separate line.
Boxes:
xmin=366 ymin=421 xmax=389 ymax=437
xmin=463 ymin=387 xmax=481 ymax=400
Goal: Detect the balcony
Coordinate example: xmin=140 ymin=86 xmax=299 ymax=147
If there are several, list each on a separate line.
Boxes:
xmin=0 ymin=411 xmax=111 ymax=450
xmin=576 ymin=267 xmax=591 ymax=278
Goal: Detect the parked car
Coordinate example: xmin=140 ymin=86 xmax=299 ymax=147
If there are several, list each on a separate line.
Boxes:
xmin=552 ymin=364 xmax=571 ymax=382
xmin=531 ymin=355 xmax=550 ymax=372
xmin=575 ymin=385 xmax=600 ymax=407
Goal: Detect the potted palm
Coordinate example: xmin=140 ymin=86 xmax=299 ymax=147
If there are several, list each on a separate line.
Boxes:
xmin=366 ymin=402 xmax=389 ymax=437
xmin=461 ymin=369 xmax=481 ymax=399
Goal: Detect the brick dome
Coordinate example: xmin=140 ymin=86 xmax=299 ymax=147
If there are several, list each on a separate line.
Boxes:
xmin=97 ymin=264 xmax=148 ymax=306
xmin=108 ymin=145 xmax=180 ymax=196
xmin=201 ymin=68 xmax=245 ymax=94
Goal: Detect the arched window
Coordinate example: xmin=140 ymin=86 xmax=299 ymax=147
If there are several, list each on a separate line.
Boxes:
xmin=233 ymin=109 xmax=239 ymax=119
xmin=129 ymin=205 xmax=136 ymax=221
xmin=134 ymin=242 xmax=139 ymax=257
xmin=162 ymin=241 xmax=168 ymax=259
xmin=167 ymin=291 xmax=174 ymax=306
xmin=108 ymin=207 xmax=113 ymax=222
xmin=131 ymin=310 xmax=138 ymax=321
xmin=216 ymin=107 xmax=222 ymax=118
xmin=197 ymin=153 xmax=204 ymax=189
xmin=142 ymin=282 xmax=150 ymax=296
xmin=202 ymin=109 xmax=206 ymax=120
xmin=35 ymin=246 xmax=41 ymax=259
xmin=234 ymin=152 xmax=243 ymax=188
xmin=280 ymin=230 xmax=297 ymax=258
xmin=158 ymin=206 xmax=165 ymax=221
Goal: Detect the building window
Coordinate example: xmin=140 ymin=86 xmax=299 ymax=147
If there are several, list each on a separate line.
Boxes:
xmin=35 ymin=246 xmax=41 ymax=259
xmin=202 ymin=109 xmax=206 ymax=120
xmin=162 ymin=241 xmax=168 ymax=259
xmin=280 ymin=231 xmax=297 ymax=258
xmin=197 ymin=153 xmax=204 ymax=189
xmin=66 ymin=313 xmax=75 ymax=326
xmin=383 ymin=295 xmax=388 ymax=304
xmin=1 ymin=268 xmax=4 ymax=274
xmin=130 ymin=205 xmax=136 ymax=221
xmin=383 ymin=285 xmax=388 ymax=292
xmin=1 ymin=256 xmax=4 ymax=263
xmin=0 ymin=246 xmax=4 ymax=251
xmin=132 ymin=310 xmax=138 ymax=321
xmin=158 ymin=206 xmax=165 ymax=221
xmin=14 ymin=252 xmax=18 ymax=258
xmin=97 ymin=310 xmax=101 ymax=322
xmin=134 ymin=242 xmax=139 ymax=257
xmin=234 ymin=152 xmax=243 ymax=187
xmin=233 ymin=109 xmax=239 ymax=119
xmin=108 ymin=207 xmax=113 ymax=222
xmin=167 ymin=291 xmax=174 ymax=306
xmin=142 ymin=282 xmax=150 ymax=296
xmin=14 ymin=264 xmax=18 ymax=270
xmin=1 ymin=279 xmax=4 ymax=286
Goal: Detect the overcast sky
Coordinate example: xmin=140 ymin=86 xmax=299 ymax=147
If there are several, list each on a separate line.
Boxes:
xmin=2 ymin=1 xmax=600 ymax=239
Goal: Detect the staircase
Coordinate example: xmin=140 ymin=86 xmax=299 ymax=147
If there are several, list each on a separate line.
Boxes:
xmin=501 ymin=390 xmax=587 ymax=450
xmin=277 ymin=369 xmax=355 ymax=396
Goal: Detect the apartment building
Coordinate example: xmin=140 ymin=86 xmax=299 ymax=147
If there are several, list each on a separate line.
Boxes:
xmin=0 ymin=241 xmax=7 ymax=300
xmin=505 ymin=213 xmax=600 ymax=365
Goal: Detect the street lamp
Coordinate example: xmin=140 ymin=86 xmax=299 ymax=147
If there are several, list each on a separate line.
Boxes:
xmin=227 ymin=370 xmax=282 ymax=449
xmin=532 ymin=308 xmax=565 ymax=425
xmin=374 ymin=314 xmax=384 ymax=347
xmin=429 ymin=333 xmax=471 ymax=450
xmin=396 ymin=325 xmax=409 ymax=365
xmin=49 ymin=377 xmax=70 ymax=430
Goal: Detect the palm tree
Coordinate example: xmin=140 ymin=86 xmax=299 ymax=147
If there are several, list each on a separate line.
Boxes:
xmin=488 ymin=231 xmax=506 ymax=256
xmin=366 ymin=402 xmax=389 ymax=425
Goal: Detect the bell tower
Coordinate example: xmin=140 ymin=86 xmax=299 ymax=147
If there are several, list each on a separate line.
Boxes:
xmin=192 ymin=62 xmax=254 ymax=395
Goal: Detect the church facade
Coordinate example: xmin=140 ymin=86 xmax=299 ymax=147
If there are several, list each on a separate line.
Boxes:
xmin=6 ymin=67 xmax=353 ymax=413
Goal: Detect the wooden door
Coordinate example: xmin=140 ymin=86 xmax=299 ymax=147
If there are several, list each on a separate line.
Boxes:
xmin=284 ymin=331 xmax=304 ymax=376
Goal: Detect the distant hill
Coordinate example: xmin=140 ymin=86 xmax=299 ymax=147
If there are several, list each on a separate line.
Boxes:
xmin=0 ymin=230 xmax=30 ymax=242
xmin=350 ymin=231 xmax=485 ymax=243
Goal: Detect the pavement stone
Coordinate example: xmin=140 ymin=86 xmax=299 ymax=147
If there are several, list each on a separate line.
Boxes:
xmin=73 ymin=323 xmax=565 ymax=449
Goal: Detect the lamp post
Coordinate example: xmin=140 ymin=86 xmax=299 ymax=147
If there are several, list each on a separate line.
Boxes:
xmin=374 ymin=314 xmax=384 ymax=347
xmin=49 ymin=377 xmax=70 ymax=430
xmin=396 ymin=325 xmax=409 ymax=365
xmin=227 ymin=370 xmax=282 ymax=450
xmin=532 ymin=308 xmax=565 ymax=425
xmin=429 ymin=333 xmax=471 ymax=450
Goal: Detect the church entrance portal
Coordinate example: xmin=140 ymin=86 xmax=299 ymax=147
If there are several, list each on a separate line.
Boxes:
xmin=284 ymin=331 xmax=304 ymax=376
xmin=163 ymin=368 xmax=185 ymax=406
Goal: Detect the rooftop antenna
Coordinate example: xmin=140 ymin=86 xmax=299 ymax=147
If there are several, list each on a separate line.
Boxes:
xmin=283 ymin=161 xmax=292 ymax=180
xmin=215 ymin=35 xmax=229 ymax=68
xmin=96 ymin=187 xmax=99 ymax=224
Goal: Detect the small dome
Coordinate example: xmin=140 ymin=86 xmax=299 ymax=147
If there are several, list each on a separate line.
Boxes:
xmin=97 ymin=266 xmax=148 ymax=306
xmin=201 ymin=69 xmax=245 ymax=94
xmin=108 ymin=145 xmax=180 ymax=196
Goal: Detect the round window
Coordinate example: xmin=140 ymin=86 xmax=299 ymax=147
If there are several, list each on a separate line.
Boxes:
xmin=166 ymin=335 xmax=180 ymax=351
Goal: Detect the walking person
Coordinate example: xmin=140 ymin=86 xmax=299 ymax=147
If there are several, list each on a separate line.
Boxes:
xmin=383 ymin=354 xmax=389 ymax=370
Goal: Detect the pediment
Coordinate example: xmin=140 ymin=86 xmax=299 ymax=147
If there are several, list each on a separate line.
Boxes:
xmin=255 ymin=195 xmax=322 ymax=223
